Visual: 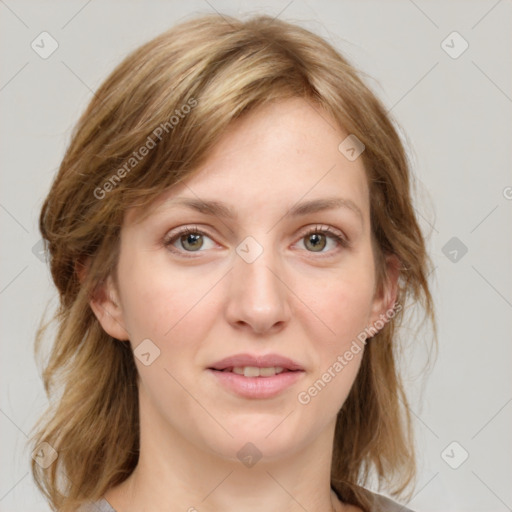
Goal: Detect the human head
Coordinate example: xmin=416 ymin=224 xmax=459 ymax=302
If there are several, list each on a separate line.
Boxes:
xmin=30 ymin=13 xmax=436 ymax=512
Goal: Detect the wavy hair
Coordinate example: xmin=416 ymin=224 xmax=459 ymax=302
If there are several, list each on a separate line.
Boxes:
xmin=28 ymin=13 xmax=437 ymax=512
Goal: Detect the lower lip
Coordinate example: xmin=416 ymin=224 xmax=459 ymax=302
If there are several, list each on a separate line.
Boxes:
xmin=207 ymin=369 xmax=304 ymax=399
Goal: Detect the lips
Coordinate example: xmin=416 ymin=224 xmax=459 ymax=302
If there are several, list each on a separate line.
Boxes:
xmin=207 ymin=353 xmax=305 ymax=398
xmin=208 ymin=353 xmax=305 ymax=372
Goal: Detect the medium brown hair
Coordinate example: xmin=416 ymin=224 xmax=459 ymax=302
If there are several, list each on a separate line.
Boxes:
xmin=29 ymin=13 xmax=437 ymax=512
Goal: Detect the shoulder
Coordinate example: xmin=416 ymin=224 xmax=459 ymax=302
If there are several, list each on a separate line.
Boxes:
xmin=331 ymin=479 xmax=415 ymax=512
xmin=76 ymin=488 xmax=413 ymax=512
xmin=365 ymin=490 xmax=415 ymax=512
xmin=75 ymin=498 xmax=117 ymax=512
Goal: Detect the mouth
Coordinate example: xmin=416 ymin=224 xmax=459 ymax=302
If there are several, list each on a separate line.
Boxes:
xmin=207 ymin=360 xmax=306 ymax=399
xmin=208 ymin=353 xmax=305 ymax=373
xmin=208 ymin=366 xmax=300 ymax=377
xmin=206 ymin=353 xmax=305 ymax=398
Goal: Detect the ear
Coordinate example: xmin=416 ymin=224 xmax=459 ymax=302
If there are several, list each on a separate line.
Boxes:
xmin=76 ymin=258 xmax=130 ymax=341
xmin=367 ymin=253 xmax=401 ymax=333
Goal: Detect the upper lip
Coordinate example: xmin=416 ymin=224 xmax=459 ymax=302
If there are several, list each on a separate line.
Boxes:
xmin=208 ymin=353 xmax=304 ymax=371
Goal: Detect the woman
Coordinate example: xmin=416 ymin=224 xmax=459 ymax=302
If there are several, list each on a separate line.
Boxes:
xmin=29 ymin=13 xmax=437 ymax=512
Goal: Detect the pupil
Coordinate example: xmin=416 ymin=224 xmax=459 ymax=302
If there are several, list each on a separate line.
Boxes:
xmin=308 ymin=233 xmax=325 ymax=251
xmin=184 ymin=233 xmax=202 ymax=250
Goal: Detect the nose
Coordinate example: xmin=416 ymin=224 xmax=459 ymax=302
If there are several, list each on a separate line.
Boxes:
xmin=225 ymin=238 xmax=291 ymax=335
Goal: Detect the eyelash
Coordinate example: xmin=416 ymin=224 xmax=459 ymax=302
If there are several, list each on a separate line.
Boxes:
xmin=163 ymin=224 xmax=350 ymax=258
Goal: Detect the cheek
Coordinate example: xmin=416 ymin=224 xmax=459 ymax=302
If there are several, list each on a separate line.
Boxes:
xmin=298 ymin=266 xmax=375 ymax=349
xmin=117 ymin=248 xmax=200 ymax=340
xmin=117 ymin=249 xmax=225 ymax=368
xmin=303 ymin=275 xmax=371 ymax=411
xmin=335 ymin=284 xmax=374 ymax=342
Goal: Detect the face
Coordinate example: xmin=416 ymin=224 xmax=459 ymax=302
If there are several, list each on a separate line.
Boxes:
xmin=92 ymin=97 xmax=398 ymax=464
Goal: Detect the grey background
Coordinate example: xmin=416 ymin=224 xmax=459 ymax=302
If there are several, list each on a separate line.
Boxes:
xmin=1 ymin=1 xmax=511 ymax=511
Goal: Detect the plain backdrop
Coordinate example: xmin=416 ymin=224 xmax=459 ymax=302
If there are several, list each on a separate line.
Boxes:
xmin=1 ymin=1 xmax=511 ymax=511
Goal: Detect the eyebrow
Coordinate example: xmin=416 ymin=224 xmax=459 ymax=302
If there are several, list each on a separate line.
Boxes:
xmin=154 ymin=196 xmax=364 ymax=224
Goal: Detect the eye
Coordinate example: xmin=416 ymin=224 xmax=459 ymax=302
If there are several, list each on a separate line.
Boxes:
xmin=163 ymin=224 xmax=350 ymax=258
xmin=296 ymin=225 xmax=350 ymax=254
xmin=163 ymin=226 xmax=216 ymax=255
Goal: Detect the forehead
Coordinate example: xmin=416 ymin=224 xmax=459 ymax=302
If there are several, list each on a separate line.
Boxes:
xmin=126 ymin=97 xmax=370 ymax=227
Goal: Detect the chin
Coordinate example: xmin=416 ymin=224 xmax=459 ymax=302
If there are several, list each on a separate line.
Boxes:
xmin=199 ymin=419 xmax=309 ymax=464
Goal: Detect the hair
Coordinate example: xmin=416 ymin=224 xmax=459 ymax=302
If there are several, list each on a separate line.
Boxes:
xmin=28 ymin=12 xmax=438 ymax=512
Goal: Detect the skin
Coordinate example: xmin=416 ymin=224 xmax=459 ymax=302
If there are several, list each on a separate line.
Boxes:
xmin=90 ymin=97 xmax=399 ymax=512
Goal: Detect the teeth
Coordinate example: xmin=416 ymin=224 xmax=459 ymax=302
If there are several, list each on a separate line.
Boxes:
xmin=231 ymin=366 xmax=285 ymax=377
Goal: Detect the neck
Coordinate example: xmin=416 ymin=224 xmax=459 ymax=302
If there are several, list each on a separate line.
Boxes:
xmin=104 ymin=393 xmax=349 ymax=511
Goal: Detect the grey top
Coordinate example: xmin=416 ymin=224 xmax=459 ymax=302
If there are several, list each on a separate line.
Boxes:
xmin=76 ymin=499 xmax=116 ymax=512
xmin=359 ymin=490 xmax=415 ymax=511
xmin=77 ymin=485 xmax=414 ymax=512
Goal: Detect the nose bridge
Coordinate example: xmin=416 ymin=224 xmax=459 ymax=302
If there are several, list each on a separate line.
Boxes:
xmin=227 ymin=233 xmax=290 ymax=332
